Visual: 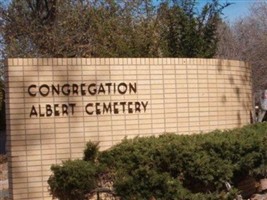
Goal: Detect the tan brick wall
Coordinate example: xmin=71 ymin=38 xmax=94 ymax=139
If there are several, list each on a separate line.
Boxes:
xmin=6 ymin=58 xmax=252 ymax=199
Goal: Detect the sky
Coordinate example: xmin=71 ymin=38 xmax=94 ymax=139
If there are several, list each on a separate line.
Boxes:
xmin=197 ymin=0 xmax=255 ymax=23
xmin=217 ymin=0 xmax=253 ymax=23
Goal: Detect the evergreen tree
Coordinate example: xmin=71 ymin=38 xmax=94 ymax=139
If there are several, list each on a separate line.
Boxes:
xmin=0 ymin=0 xmax=229 ymax=58
xmin=158 ymin=0 xmax=230 ymax=57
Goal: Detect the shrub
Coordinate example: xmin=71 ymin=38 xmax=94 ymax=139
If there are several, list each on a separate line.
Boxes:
xmin=98 ymin=123 xmax=267 ymax=199
xmin=48 ymin=159 xmax=98 ymax=200
xmin=83 ymin=141 xmax=99 ymax=162
xmin=114 ymin=167 xmax=186 ymax=200
xmin=48 ymin=123 xmax=267 ymax=199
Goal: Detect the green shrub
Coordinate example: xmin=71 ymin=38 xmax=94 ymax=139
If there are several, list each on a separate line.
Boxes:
xmin=48 ymin=123 xmax=267 ymax=199
xmin=83 ymin=141 xmax=99 ymax=162
xmin=48 ymin=159 xmax=98 ymax=200
xmin=114 ymin=167 xmax=186 ymax=200
xmin=98 ymin=123 xmax=267 ymax=199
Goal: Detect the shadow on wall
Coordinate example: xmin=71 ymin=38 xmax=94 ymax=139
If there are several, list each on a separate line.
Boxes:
xmin=235 ymin=87 xmax=240 ymax=102
xmin=217 ymin=60 xmax=252 ymax=127
xmin=237 ymin=110 xmax=241 ymax=127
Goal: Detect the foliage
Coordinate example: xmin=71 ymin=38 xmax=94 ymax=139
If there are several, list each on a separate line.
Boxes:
xmin=0 ymin=0 xmax=228 ymax=59
xmin=48 ymin=123 xmax=267 ymax=199
xmin=216 ymin=1 xmax=267 ymax=92
xmin=99 ymin=123 xmax=267 ymax=199
xmin=47 ymin=159 xmax=98 ymax=200
xmin=83 ymin=141 xmax=99 ymax=162
xmin=158 ymin=0 xmax=230 ymax=58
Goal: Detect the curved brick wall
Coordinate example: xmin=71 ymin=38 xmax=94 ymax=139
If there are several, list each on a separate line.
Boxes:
xmin=6 ymin=58 xmax=252 ymax=199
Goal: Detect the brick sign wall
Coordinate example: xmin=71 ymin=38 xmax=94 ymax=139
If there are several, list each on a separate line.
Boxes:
xmin=6 ymin=58 xmax=252 ymax=199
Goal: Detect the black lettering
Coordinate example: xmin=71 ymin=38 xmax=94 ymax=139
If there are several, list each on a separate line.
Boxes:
xmin=141 ymin=101 xmax=149 ymax=112
xmin=95 ymin=103 xmax=101 ymax=115
xmin=39 ymin=84 xmax=50 ymax=97
xmin=105 ymin=83 xmax=112 ymax=94
xmin=120 ymin=102 xmax=127 ymax=113
xmin=135 ymin=102 xmax=141 ymax=113
xmin=69 ymin=103 xmax=76 ymax=115
xmin=62 ymin=104 xmax=68 ymax=115
xmin=72 ymin=84 xmax=79 ymax=95
xmin=39 ymin=104 xmax=45 ymax=117
xmin=85 ymin=103 xmax=94 ymax=115
xmin=80 ymin=83 xmax=86 ymax=95
xmin=46 ymin=104 xmax=53 ymax=116
xmin=129 ymin=83 xmax=137 ymax=94
xmin=88 ymin=84 xmax=96 ymax=95
xmin=98 ymin=83 xmax=105 ymax=94
xmin=54 ymin=104 xmax=60 ymax=116
xmin=113 ymin=102 xmax=119 ymax=114
xmin=128 ymin=102 xmax=133 ymax=113
xmin=113 ymin=83 xmax=116 ymax=94
xmin=51 ymin=84 xmax=60 ymax=96
xmin=28 ymin=84 xmax=37 ymax=97
xmin=30 ymin=105 xmax=38 ymax=117
xmin=62 ymin=84 xmax=70 ymax=96
xmin=118 ymin=83 xmax=127 ymax=94
xmin=103 ymin=103 xmax=112 ymax=114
